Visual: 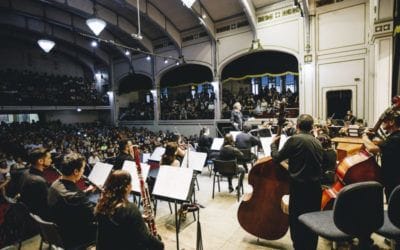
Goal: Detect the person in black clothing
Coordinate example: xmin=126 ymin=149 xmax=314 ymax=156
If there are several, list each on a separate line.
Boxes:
xmin=230 ymin=102 xmax=245 ymax=131
xmin=19 ymin=147 xmax=52 ymax=220
xmin=218 ymin=134 xmax=245 ymax=193
xmin=47 ymin=153 xmax=96 ymax=249
xmin=363 ymin=109 xmax=400 ymax=200
xmin=114 ymin=139 xmax=134 ymax=170
xmin=317 ymin=134 xmax=337 ymax=186
xmin=344 ymin=110 xmax=356 ymax=124
xmin=271 ymin=114 xmax=323 ymax=250
xmin=197 ymin=127 xmax=213 ymax=155
xmin=95 ymin=170 xmax=164 ymax=250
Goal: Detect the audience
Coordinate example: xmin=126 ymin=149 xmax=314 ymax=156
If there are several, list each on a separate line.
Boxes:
xmin=119 ymin=100 xmax=154 ymax=121
xmin=0 ymin=69 xmax=108 ymax=106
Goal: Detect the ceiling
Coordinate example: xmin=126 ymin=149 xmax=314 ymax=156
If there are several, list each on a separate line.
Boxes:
xmin=0 ymin=0 xmax=291 ymax=68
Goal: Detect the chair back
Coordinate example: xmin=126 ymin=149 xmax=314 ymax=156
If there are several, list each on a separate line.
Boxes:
xmin=30 ymin=213 xmax=64 ymax=248
xmin=333 ymin=181 xmax=383 ymax=237
xmin=239 ymin=149 xmax=252 ymax=162
xmin=388 ymin=185 xmax=400 ymax=228
xmin=213 ymin=159 xmax=238 ymax=176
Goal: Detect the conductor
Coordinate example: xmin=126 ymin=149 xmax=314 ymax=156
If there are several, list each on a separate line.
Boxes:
xmin=231 ymin=102 xmax=245 ymax=131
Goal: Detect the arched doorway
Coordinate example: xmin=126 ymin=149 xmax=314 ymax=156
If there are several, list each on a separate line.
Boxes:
xmin=159 ymin=64 xmax=214 ymax=120
xmin=118 ymin=73 xmax=154 ymax=121
xmin=220 ymin=51 xmax=299 ymax=119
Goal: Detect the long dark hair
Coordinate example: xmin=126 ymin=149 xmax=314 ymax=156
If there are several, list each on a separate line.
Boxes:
xmin=161 ymin=142 xmax=177 ymax=165
xmin=95 ymin=170 xmax=131 ymax=217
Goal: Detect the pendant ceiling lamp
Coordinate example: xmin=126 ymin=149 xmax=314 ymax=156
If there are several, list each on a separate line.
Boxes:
xmin=181 ymin=0 xmax=196 ymax=8
xmin=86 ymin=1 xmax=106 ymax=36
xmin=37 ymin=39 xmax=55 ymax=53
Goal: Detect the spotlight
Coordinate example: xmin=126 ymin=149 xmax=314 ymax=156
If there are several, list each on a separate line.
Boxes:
xmin=202 ymin=14 xmax=207 ymax=19
xmin=91 ymin=40 xmax=98 ymax=47
xmin=131 ymin=33 xmax=143 ymax=40
xmin=125 ymin=50 xmax=130 ymax=56
xmin=164 ymin=58 xmax=168 ymax=64
xmin=77 ymin=108 xmax=82 ymax=112
xmin=146 ymin=55 xmax=151 ymax=61
xmin=176 ymin=61 xmax=180 ymax=66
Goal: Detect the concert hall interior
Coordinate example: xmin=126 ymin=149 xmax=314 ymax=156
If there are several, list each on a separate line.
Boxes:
xmin=0 ymin=0 xmax=399 ymax=249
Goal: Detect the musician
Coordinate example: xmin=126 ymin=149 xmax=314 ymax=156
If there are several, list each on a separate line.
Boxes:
xmin=218 ymin=134 xmax=245 ymax=193
xmin=47 ymin=153 xmax=96 ymax=248
xmin=235 ymin=124 xmax=261 ymax=171
xmin=95 ymin=170 xmax=164 ymax=250
xmin=344 ymin=110 xmax=356 ymax=124
xmin=169 ymin=134 xmax=186 ymax=163
xmin=160 ymin=142 xmax=180 ymax=167
xmin=317 ymin=134 xmax=337 ymax=186
xmin=363 ymin=109 xmax=400 ymax=200
xmin=230 ymin=102 xmax=245 ymax=131
xmin=114 ymin=139 xmax=134 ymax=170
xmin=270 ymin=114 xmax=323 ymax=250
xmin=197 ymin=127 xmax=213 ymax=155
xmin=19 ymin=147 xmax=52 ymax=219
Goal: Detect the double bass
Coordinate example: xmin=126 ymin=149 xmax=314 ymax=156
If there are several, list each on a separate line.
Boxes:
xmin=237 ymin=102 xmax=290 ymax=240
xmin=321 ymin=96 xmax=400 ymax=209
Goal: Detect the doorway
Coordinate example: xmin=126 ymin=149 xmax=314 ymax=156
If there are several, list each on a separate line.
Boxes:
xmin=326 ymin=90 xmax=352 ymax=121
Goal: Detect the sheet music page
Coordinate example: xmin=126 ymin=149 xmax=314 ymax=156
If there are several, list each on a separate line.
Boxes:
xmin=88 ymin=162 xmax=113 ymax=188
xmin=180 ymin=151 xmax=207 ymax=171
xmin=122 ymin=160 xmax=150 ymax=193
xmin=149 ymin=147 xmax=165 ymax=162
xmin=211 ymin=138 xmax=224 ymax=151
xmin=279 ymin=134 xmax=288 ymax=150
xmin=260 ymin=137 xmax=273 ymax=156
xmin=152 ymin=166 xmax=193 ymax=201
xmin=142 ymin=153 xmax=150 ymax=163
xmin=229 ymin=131 xmax=241 ymax=141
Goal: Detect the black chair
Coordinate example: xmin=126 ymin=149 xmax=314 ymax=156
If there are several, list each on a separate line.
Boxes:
xmin=299 ymin=181 xmax=384 ymax=249
xmin=237 ymin=149 xmax=255 ymax=173
xmin=212 ymin=159 xmax=243 ymax=202
xmin=30 ymin=213 xmax=94 ymax=250
xmin=376 ymin=185 xmax=400 ymax=249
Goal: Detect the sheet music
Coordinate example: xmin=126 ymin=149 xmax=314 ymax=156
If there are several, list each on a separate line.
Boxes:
xmin=229 ymin=131 xmax=241 ymax=141
xmin=149 ymin=147 xmax=165 ymax=162
xmin=211 ymin=138 xmax=224 ymax=151
xmin=88 ymin=162 xmax=113 ymax=188
xmin=180 ymin=151 xmax=207 ymax=172
xmin=122 ymin=160 xmax=150 ymax=193
xmin=152 ymin=166 xmax=193 ymax=202
xmin=260 ymin=135 xmax=289 ymax=156
xmin=142 ymin=153 xmax=150 ymax=163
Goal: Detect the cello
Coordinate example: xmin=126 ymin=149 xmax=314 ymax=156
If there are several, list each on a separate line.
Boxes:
xmin=237 ymin=101 xmax=290 ymax=240
xmin=321 ymin=96 xmax=400 ymax=209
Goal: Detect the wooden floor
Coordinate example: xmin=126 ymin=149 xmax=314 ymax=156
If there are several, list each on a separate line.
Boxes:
xmin=6 ymin=167 xmax=393 ymax=250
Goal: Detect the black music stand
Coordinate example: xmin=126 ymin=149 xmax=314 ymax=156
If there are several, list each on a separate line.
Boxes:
xmin=152 ymin=166 xmax=197 ymax=250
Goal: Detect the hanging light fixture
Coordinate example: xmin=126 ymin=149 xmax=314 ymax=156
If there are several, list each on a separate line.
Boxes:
xmin=181 ymin=0 xmax=196 ymax=8
xmin=37 ymin=39 xmax=55 ymax=53
xmin=131 ymin=0 xmax=143 ymax=40
xmin=86 ymin=1 xmax=106 ymax=36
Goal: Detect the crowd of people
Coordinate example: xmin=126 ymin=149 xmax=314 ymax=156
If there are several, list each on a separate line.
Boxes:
xmin=119 ymin=100 xmax=154 ymax=121
xmin=222 ymin=86 xmax=299 ymax=119
xmin=160 ymin=90 xmax=216 ymax=120
xmin=0 ymin=69 xmax=109 ymax=106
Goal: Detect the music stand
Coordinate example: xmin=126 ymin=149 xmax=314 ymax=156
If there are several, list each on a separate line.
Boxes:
xmin=210 ymin=138 xmax=224 ymax=151
xmin=152 ymin=166 xmax=194 ymax=250
xmin=87 ymin=162 xmax=113 ymax=188
xmin=122 ymin=160 xmax=150 ymax=194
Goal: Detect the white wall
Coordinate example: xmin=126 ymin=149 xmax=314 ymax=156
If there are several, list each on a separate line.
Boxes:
xmin=44 ymin=110 xmax=102 ymax=124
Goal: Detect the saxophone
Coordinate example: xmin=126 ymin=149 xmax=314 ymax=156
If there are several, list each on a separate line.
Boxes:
xmin=132 ymin=146 xmax=158 ymax=236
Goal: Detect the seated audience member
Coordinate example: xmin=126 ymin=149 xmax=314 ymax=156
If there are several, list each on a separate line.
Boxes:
xmin=317 ymin=134 xmax=337 ymax=186
xmin=160 ymin=142 xmax=180 ymax=167
xmin=88 ymin=151 xmax=101 ymax=167
xmin=218 ymin=134 xmax=245 ymax=193
xmin=95 ymin=170 xmax=164 ymax=250
xmin=19 ymin=147 xmax=52 ymax=219
xmin=114 ymin=139 xmax=134 ymax=170
xmin=47 ymin=153 xmax=96 ymax=248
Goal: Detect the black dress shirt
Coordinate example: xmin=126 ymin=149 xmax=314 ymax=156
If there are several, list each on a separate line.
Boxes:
xmin=19 ymin=167 xmax=49 ymax=219
xmin=235 ymin=132 xmax=261 ymax=150
xmin=271 ymin=132 xmax=323 ymax=182
xmin=114 ymin=152 xmax=134 ymax=170
xmin=48 ymin=179 xmax=96 ymax=248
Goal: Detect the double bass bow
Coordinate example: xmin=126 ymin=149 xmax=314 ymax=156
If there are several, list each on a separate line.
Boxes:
xmin=237 ymin=101 xmax=290 ymax=240
xmin=132 ymin=146 xmax=158 ymax=237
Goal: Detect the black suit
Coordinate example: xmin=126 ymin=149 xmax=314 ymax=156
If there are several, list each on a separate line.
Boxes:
xmin=230 ymin=110 xmax=244 ymax=131
xmin=235 ymin=132 xmax=261 ymax=150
